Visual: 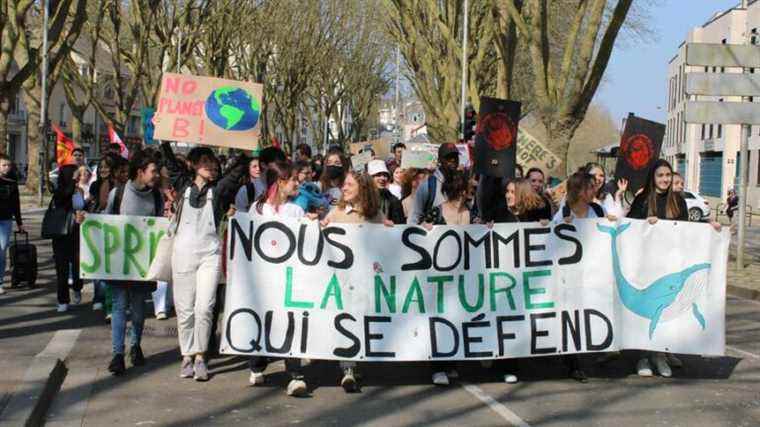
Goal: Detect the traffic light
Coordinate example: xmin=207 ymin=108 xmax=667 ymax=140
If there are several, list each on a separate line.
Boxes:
xmin=463 ymin=106 xmax=477 ymax=142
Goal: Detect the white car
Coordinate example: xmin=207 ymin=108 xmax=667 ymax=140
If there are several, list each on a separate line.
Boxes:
xmin=682 ymin=190 xmax=711 ymax=222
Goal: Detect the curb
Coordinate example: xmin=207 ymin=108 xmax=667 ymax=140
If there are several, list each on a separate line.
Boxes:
xmin=728 ymin=285 xmax=760 ymax=302
xmin=0 ymin=330 xmax=81 ymax=427
xmin=0 ymin=358 xmax=67 ymax=427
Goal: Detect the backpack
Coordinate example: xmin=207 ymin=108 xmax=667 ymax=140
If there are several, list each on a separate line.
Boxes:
xmin=111 ymin=184 xmax=162 ymax=217
xmin=421 ymin=174 xmax=445 ymax=225
xmin=561 ymin=202 xmax=604 ymax=219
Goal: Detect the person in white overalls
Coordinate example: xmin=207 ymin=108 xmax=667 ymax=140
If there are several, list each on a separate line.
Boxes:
xmin=161 ymin=143 xmax=250 ymax=382
xmin=173 ymin=187 xmax=220 ymax=381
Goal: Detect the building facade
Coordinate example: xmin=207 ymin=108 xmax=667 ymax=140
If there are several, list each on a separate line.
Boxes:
xmin=664 ymin=1 xmax=760 ymax=209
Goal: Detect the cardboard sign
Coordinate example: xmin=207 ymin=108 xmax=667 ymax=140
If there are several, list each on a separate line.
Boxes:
xmin=516 ymin=129 xmax=560 ymax=174
xmin=153 ymin=73 xmax=263 ymax=150
xmin=474 ymin=97 xmax=521 ymax=178
xmin=349 ymin=139 xmax=391 ymax=160
xmin=220 ymin=215 xmax=728 ymax=361
xmin=401 ymin=143 xmax=439 ymax=170
xmin=351 ymin=150 xmax=373 ymax=172
xmin=79 ymin=214 xmax=170 ymax=281
xmin=613 ymin=115 xmax=666 ymax=193
xmin=400 ymin=150 xmax=436 ymax=170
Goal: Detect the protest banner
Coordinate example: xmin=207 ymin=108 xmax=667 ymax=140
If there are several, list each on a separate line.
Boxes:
xmin=220 ymin=215 xmax=728 ymax=361
xmin=516 ymin=129 xmax=560 ymax=173
xmin=153 ymin=73 xmax=263 ymax=150
xmin=613 ymin=114 xmax=666 ymax=194
xmin=474 ymin=97 xmax=521 ymax=178
xmin=79 ymin=214 xmax=170 ymax=281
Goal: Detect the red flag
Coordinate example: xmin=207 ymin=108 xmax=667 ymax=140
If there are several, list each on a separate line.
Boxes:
xmin=53 ymin=125 xmax=76 ymax=166
xmin=107 ymin=122 xmax=129 ymax=159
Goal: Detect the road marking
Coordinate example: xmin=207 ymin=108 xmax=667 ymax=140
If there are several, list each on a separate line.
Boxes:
xmin=726 ymin=345 xmax=760 ymax=359
xmin=462 ymin=383 xmax=531 ymax=427
xmin=37 ymin=329 xmax=82 ymax=359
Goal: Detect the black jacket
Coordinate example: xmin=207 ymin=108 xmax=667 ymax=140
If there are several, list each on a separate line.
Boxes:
xmin=628 ymin=191 xmax=688 ymax=221
xmin=0 ymin=176 xmax=22 ymax=226
xmin=379 ymin=188 xmax=406 ymax=224
xmin=161 ymin=142 xmax=249 ymax=230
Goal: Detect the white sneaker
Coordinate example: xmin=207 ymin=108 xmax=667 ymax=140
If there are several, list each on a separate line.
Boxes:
xmin=637 ymin=357 xmax=653 ymax=377
xmin=0 ymin=287 xmax=5 ymax=295
xmin=504 ymin=374 xmax=518 ymax=384
xmin=92 ymin=303 xmax=103 ymax=311
xmin=73 ymin=291 xmax=82 ymax=305
xmin=653 ymin=353 xmax=672 ymax=378
xmin=57 ymin=304 xmax=69 ymax=313
xmin=286 ymin=379 xmax=308 ymax=397
xmin=155 ymin=312 xmax=168 ymax=320
xmin=249 ymin=371 xmax=265 ymax=386
xmin=432 ymin=371 xmax=449 ymax=386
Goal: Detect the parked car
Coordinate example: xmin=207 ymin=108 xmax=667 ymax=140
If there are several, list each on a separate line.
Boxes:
xmin=682 ymin=190 xmax=711 ymax=222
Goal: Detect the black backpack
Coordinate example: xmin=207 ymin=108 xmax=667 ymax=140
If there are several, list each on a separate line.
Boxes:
xmin=110 ymin=184 xmax=163 ymax=217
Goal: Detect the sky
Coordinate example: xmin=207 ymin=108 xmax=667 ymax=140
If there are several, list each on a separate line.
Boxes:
xmin=595 ymin=0 xmax=741 ymax=127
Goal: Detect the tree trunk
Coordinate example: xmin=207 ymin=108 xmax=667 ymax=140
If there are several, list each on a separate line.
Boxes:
xmin=23 ymin=96 xmax=46 ymax=198
xmin=543 ymin=116 xmax=579 ymax=177
xmin=71 ymin=114 xmax=82 ymax=145
xmin=0 ymin=97 xmax=9 ymax=155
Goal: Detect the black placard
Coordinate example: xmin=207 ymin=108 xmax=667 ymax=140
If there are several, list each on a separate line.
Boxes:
xmin=613 ymin=114 xmax=665 ymax=194
xmin=474 ymin=97 xmax=521 ymax=178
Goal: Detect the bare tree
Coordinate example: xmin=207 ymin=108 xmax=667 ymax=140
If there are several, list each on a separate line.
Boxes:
xmin=16 ymin=0 xmax=88 ymax=194
xmin=502 ymin=0 xmax=635 ymax=173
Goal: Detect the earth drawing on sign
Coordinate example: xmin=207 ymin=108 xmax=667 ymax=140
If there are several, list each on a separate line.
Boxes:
xmin=205 ymin=86 xmax=261 ymax=131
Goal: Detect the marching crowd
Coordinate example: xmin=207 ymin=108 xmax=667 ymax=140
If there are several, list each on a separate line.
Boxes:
xmin=0 ymin=139 xmax=726 ymax=397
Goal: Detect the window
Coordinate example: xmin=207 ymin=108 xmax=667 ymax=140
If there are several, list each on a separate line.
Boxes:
xmin=701 ymin=124 xmax=706 ymax=140
xmin=718 ymin=124 xmax=722 ymax=139
xmin=722 ymin=38 xmax=727 ymax=44
xmin=709 ymin=124 xmax=714 ymax=139
xmin=58 ymin=103 xmax=66 ymax=127
xmin=757 ymin=150 xmax=760 ymax=186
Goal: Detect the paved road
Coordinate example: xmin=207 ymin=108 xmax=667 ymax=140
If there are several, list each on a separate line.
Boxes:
xmin=1 ymin=211 xmax=760 ymax=426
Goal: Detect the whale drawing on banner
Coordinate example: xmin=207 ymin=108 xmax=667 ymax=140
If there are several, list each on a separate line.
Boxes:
xmin=597 ymin=223 xmax=710 ymax=339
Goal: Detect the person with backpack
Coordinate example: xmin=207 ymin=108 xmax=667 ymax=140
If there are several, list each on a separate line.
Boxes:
xmin=161 ymin=142 xmax=249 ymax=382
xmin=234 ymin=154 xmax=261 ymax=212
xmin=97 ymin=149 xmax=164 ymax=376
xmin=51 ymin=164 xmax=82 ymax=312
xmin=407 ymin=143 xmax=460 ymax=226
xmin=0 ymin=154 xmax=25 ymax=295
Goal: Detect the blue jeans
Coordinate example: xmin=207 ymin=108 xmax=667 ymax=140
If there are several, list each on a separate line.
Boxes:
xmin=0 ymin=220 xmax=12 ymax=286
xmin=110 ymin=283 xmax=150 ymax=355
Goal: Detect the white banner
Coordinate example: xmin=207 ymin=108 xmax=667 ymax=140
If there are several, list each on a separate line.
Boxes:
xmin=220 ymin=215 xmax=728 ymax=361
xmin=79 ymin=214 xmax=170 ymax=281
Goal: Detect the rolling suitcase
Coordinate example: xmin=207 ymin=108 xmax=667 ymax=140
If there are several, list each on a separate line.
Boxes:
xmin=9 ymin=231 xmax=37 ymax=288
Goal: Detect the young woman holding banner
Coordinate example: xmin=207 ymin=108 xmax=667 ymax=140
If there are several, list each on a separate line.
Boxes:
xmin=247 ymin=161 xmax=312 ymax=397
xmin=627 ymin=159 xmax=721 ymax=377
xmin=552 ymin=170 xmax=616 ymax=382
xmin=322 ymin=170 xmax=387 ymax=392
xmin=162 ymin=142 xmax=249 ymax=382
